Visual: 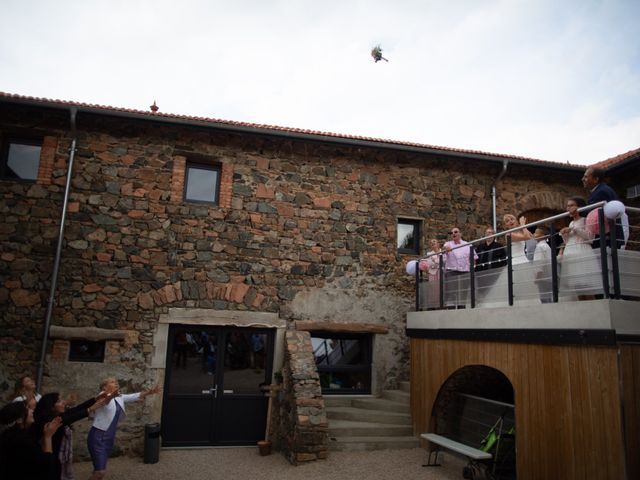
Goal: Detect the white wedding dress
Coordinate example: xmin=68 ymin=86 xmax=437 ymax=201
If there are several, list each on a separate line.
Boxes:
xmin=475 ymin=240 xmax=540 ymax=307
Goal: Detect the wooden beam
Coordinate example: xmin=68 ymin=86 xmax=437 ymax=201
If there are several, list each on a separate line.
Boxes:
xmin=294 ymin=321 xmax=389 ymax=334
xmin=49 ymin=325 xmax=128 ymax=342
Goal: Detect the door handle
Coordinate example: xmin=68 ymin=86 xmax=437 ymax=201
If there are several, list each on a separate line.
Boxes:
xmin=201 ymin=385 xmax=218 ymax=398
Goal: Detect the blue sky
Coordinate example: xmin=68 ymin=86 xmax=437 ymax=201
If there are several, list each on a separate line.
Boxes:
xmin=1 ymin=0 xmax=638 ymax=165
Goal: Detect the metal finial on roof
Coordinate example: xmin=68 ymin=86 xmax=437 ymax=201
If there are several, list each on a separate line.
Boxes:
xmin=150 ymin=100 xmax=159 ymax=113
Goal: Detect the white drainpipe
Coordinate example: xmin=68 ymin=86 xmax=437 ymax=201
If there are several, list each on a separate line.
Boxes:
xmin=492 ymin=160 xmax=509 ymax=231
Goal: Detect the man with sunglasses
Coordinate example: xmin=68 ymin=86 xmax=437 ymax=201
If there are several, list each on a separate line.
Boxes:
xmin=443 ymin=227 xmax=477 ymax=308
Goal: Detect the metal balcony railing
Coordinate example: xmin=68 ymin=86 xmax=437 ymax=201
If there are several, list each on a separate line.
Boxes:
xmin=413 ymin=202 xmax=640 ymax=311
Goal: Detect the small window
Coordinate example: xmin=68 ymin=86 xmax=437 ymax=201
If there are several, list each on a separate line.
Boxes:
xmin=311 ymin=333 xmax=372 ymax=394
xmin=1 ymin=138 xmax=42 ymax=181
xmin=397 ymin=218 xmax=421 ymax=254
xmin=627 ymin=184 xmax=640 ymax=199
xmin=184 ymin=163 xmax=220 ymax=204
xmin=68 ymin=340 xmax=105 ymax=362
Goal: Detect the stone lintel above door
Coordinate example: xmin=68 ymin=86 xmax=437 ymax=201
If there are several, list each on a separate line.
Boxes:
xmin=294 ymin=320 xmax=389 ymax=334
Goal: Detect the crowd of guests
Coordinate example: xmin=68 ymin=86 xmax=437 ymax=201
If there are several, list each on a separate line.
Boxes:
xmin=0 ymin=374 xmax=159 ymax=480
xmin=418 ymin=166 xmax=627 ymax=307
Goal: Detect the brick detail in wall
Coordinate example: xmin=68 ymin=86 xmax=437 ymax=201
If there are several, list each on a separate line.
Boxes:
xmin=218 ymin=162 xmax=233 ymax=209
xmin=37 ymin=136 xmax=57 ymax=185
xmin=170 ymin=155 xmax=187 ymax=203
xmin=170 ymin=155 xmax=233 ymax=208
xmin=51 ymin=340 xmax=70 ymax=362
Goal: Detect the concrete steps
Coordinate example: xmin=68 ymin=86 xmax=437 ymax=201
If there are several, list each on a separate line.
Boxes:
xmin=328 ymin=419 xmax=414 ymax=437
xmin=328 ymin=435 xmax=420 ymax=451
xmin=326 ymin=406 xmax=412 ymax=425
xmin=326 ymin=384 xmax=419 ymax=451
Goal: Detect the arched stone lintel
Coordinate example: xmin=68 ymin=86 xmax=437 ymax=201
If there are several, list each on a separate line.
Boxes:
xmin=518 ymin=190 xmax=568 ymax=214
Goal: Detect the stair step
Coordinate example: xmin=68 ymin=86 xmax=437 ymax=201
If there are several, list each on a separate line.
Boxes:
xmin=351 ymin=397 xmax=409 ymax=414
xmin=328 ymin=419 xmax=414 ymax=437
xmin=323 ymin=395 xmax=370 ymax=408
xmin=380 ymin=389 xmax=410 ymax=405
xmin=326 ymin=406 xmax=412 ymax=425
xmin=328 ymin=435 xmax=420 ymax=451
xmin=324 ymin=387 xmax=415 ymax=452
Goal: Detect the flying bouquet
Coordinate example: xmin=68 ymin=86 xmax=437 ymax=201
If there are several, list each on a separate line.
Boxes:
xmin=371 ymin=45 xmax=388 ymax=63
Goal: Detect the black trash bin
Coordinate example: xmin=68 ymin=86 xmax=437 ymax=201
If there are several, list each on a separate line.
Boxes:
xmin=144 ymin=423 xmax=161 ymax=464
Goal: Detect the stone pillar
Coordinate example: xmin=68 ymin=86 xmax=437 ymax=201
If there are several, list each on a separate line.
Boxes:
xmin=271 ymin=330 xmax=328 ymax=464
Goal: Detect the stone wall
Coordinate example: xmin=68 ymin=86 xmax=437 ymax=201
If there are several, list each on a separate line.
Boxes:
xmin=271 ymin=330 xmax=328 ymax=464
xmin=0 ymin=102 xmax=587 ymax=455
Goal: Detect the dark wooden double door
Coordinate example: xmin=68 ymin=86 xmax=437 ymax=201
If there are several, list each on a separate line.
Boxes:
xmin=161 ymin=325 xmax=274 ymax=446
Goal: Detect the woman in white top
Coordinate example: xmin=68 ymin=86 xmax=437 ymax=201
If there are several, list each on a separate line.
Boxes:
xmin=502 ymin=214 xmax=534 ymax=265
xmin=12 ymin=375 xmax=41 ymax=403
xmin=87 ymin=377 xmax=160 ymax=480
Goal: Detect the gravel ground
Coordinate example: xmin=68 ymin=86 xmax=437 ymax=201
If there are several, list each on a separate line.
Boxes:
xmin=73 ymin=448 xmax=468 ymax=480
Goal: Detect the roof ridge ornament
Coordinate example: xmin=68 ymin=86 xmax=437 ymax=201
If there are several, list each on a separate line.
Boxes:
xmin=150 ymin=100 xmax=159 ymax=113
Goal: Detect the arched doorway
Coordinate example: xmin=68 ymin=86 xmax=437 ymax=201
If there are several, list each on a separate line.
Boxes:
xmin=517 ymin=190 xmax=569 ymax=232
xmin=430 ymin=365 xmax=516 ymax=479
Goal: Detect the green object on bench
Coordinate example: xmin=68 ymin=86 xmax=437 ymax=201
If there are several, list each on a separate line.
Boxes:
xmin=481 ymin=425 xmax=515 ymax=453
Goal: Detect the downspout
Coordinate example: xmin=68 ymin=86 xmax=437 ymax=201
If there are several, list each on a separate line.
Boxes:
xmin=492 ymin=160 xmax=509 ymax=231
xmin=36 ymin=107 xmax=78 ymax=390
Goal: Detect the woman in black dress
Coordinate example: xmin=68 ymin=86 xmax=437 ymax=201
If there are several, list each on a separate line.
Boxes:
xmin=0 ymin=400 xmax=62 ymax=478
xmin=33 ymin=391 xmax=110 ymax=480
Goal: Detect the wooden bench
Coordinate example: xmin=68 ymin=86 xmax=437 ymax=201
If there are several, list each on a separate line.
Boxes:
xmin=421 ymin=393 xmax=515 ymax=479
xmin=421 ymin=432 xmax=492 ymax=464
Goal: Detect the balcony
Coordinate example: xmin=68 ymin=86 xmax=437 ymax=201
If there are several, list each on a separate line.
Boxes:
xmin=407 ymin=203 xmax=639 ymax=342
xmin=406 ymin=203 xmax=640 ymax=479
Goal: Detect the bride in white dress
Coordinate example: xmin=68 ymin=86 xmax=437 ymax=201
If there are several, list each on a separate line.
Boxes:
xmin=476 ymin=214 xmax=537 ymax=306
xmin=559 ymin=197 xmax=601 ymax=300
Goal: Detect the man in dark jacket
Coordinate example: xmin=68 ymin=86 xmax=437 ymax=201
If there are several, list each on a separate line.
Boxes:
xmin=475 ymin=227 xmax=507 ymax=271
xmin=582 ymin=166 xmax=623 ymax=248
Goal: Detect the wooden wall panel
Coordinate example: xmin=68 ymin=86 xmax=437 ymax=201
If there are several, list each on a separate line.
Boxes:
xmin=410 ymin=339 xmax=626 ymax=480
xmin=620 ymin=345 xmax=640 ymax=480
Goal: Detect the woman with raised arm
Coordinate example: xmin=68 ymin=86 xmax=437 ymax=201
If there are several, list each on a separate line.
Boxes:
xmin=502 ymin=214 xmax=534 ymax=265
xmin=88 ymin=378 xmax=161 ymax=480
xmin=559 ymin=197 xmax=601 ymax=300
xmin=33 ymin=391 xmax=111 ymax=480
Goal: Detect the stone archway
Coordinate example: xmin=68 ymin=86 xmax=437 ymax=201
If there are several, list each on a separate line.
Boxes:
xmin=430 ymin=365 xmax=516 ymax=478
xmin=517 ymin=190 xmax=569 ymax=229
xmin=517 ymin=190 xmax=566 ymax=216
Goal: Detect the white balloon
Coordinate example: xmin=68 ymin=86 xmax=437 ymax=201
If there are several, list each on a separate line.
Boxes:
xmin=405 ymin=260 xmax=418 ymax=275
xmin=604 ymin=200 xmax=625 ymax=219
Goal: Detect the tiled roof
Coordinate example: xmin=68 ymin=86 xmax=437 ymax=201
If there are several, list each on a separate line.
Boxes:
xmin=0 ymin=91 xmax=584 ymax=170
xmin=593 ymin=147 xmax=640 ymax=171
